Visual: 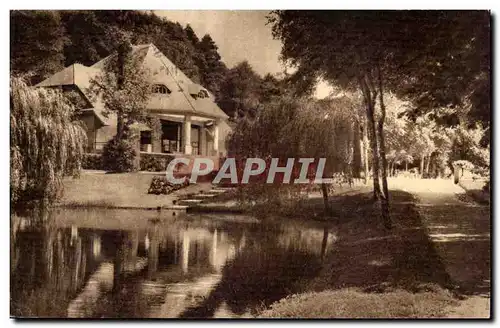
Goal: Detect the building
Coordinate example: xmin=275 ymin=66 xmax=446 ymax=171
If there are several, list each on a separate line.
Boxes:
xmin=36 ymin=44 xmax=231 ymax=157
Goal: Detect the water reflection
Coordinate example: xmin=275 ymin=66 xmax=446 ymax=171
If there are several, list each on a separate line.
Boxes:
xmin=11 ymin=208 xmax=336 ymax=318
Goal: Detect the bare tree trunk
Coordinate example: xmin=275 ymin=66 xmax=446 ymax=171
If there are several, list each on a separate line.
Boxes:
xmin=359 ymin=75 xmax=381 ymax=201
xmin=376 ymin=66 xmax=391 ymax=229
xmin=426 ymin=152 xmax=432 ymax=176
xmin=405 ymin=160 xmax=408 ymax=172
xmin=321 ymin=183 xmax=330 ymax=213
xmin=352 ymin=119 xmax=362 ymax=179
xmin=362 ymin=120 xmax=369 ymax=184
xmin=116 ymin=42 xmax=127 ymax=141
xmin=420 ymin=154 xmax=425 ymax=178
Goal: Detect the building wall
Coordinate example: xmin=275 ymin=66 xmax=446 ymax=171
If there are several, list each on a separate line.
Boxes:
xmin=79 ymin=112 xmax=96 ymax=152
xmin=95 ymin=113 xmax=118 ymax=152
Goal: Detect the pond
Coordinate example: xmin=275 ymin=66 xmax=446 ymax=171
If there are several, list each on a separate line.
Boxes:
xmin=11 ymin=208 xmax=337 ymax=318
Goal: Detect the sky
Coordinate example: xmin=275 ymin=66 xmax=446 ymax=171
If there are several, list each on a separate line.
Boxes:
xmin=155 ymin=10 xmax=332 ymax=98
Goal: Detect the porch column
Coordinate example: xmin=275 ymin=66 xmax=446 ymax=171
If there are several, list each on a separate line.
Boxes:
xmin=176 ymin=124 xmax=181 ymax=152
xmin=200 ymin=126 xmax=207 ymax=156
xmin=183 ymin=115 xmax=192 ymax=155
xmin=213 ymin=121 xmax=219 ymax=155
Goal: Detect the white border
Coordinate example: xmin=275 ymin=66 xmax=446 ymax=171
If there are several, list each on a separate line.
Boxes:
xmin=2 ymin=2 xmax=498 ymax=327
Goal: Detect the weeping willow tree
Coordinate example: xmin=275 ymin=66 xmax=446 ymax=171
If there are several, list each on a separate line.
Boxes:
xmin=10 ymin=76 xmax=87 ymax=208
xmin=227 ymin=95 xmax=357 ymax=213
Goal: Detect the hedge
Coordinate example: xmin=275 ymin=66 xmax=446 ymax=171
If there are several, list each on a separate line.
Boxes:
xmin=82 ymin=153 xmax=104 ymax=170
xmin=82 ymin=152 xmax=176 ymax=172
xmin=140 ymin=152 xmax=175 ymax=172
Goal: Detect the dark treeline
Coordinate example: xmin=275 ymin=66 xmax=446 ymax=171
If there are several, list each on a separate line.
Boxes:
xmin=10 ymin=10 xmax=288 ymax=119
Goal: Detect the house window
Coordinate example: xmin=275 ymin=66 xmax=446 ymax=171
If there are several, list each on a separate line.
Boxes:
xmin=140 ymin=131 xmax=152 ymax=152
xmin=152 ymin=84 xmax=171 ymax=94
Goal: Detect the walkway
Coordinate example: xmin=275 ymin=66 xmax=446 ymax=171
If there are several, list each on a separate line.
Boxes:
xmin=389 ymin=177 xmax=491 ymax=318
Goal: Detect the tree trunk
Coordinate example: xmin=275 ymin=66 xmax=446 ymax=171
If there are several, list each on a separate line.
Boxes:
xmin=362 ymin=120 xmax=369 ymax=184
xmin=116 ymin=42 xmax=127 ymax=141
xmin=405 ymin=160 xmax=408 ymax=172
xmin=376 ymin=65 xmax=390 ymax=229
xmin=426 ymin=152 xmax=432 ymax=176
xmin=352 ymin=119 xmax=362 ymax=179
xmin=358 ymin=75 xmax=381 ymax=201
xmin=116 ymin=112 xmax=125 ymax=140
xmin=420 ymin=154 xmax=425 ymax=178
xmin=454 ymin=166 xmax=460 ymax=184
xmin=321 ymin=183 xmax=330 ymax=213
xmin=320 ymin=228 xmax=329 ymax=261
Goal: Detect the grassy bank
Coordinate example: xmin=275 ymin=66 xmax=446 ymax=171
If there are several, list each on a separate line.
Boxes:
xmin=60 ymin=170 xmax=212 ymax=209
xmin=193 ymin=181 xmax=373 ymax=220
xmin=259 ymin=287 xmax=457 ymax=318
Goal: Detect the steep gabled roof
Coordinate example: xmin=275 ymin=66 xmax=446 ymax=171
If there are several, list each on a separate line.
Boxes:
xmin=36 ymin=63 xmax=100 ymax=88
xmin=36 ymin=43 xmax=229 ymax=122
xmin=35 ymin=63 xmax=108 ymax=125
xmin=140 ymin=44 xmax=228 ymax=119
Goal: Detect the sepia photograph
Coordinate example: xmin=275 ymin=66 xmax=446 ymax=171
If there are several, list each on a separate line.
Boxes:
xmin=9 ymin=9 xmax=491 ymax=319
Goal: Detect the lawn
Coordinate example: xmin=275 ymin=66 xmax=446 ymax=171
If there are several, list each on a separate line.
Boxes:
xmin=60 ymin=170 xmax=212 ymax=209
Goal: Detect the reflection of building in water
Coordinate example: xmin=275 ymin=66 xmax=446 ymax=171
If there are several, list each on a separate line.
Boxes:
xmin=12 ymin=214 xmax=245 ymax=318
xmin=181 ymin=231 xmax=190 ymax=273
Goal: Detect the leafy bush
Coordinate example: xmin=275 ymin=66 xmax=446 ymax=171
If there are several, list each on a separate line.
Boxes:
xmin=82 ymin=153 xmax=103 ymax=170
xmin=102 ymin=137 xmax=137 ymax=172
xmin=140 ymin=153 xmax=174 ymax=172
xmin=148 ymin=176 xmax=189 ymax=195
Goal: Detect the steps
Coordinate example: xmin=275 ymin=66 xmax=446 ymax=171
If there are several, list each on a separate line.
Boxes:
xmin=177 ymin=199 xmax=203 ymax=206
xmin=176 ymin=186 xmax=234 ymax=210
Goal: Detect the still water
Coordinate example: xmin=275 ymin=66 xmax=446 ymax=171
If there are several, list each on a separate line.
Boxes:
xmin=11 ymin=208 xmax=336 ymax=318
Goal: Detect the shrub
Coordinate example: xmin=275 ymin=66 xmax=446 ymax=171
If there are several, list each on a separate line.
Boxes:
xmin=102 ymin=138 xmax=137 ymax=172
xmin=140 ymin=153 xmax=174 ymax=172
xmin=82 ymin=153 xmax=103 ymax=170
xmin=148 ymin=176 xmax=189 ymax=195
